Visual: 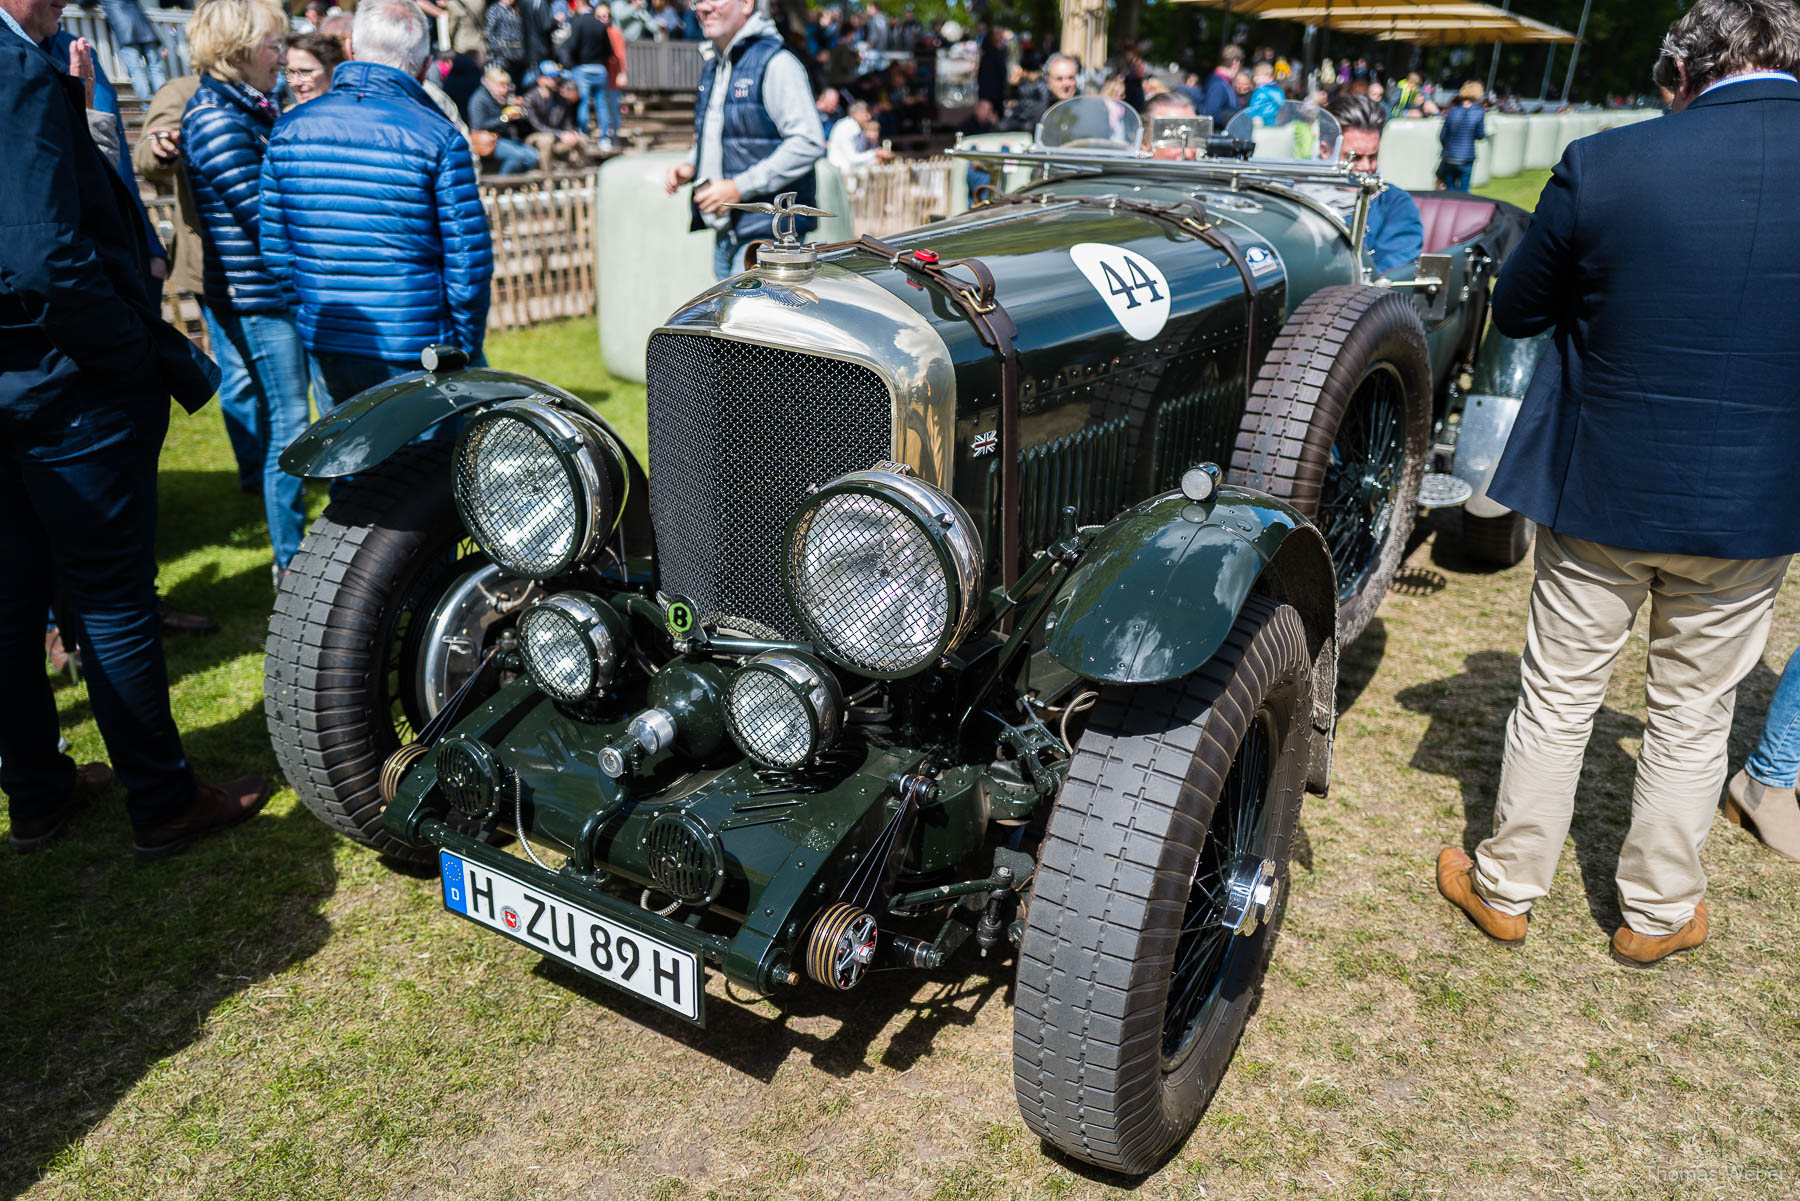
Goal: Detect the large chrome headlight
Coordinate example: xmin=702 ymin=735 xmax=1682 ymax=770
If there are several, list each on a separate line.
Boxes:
xmin=453 ymin=400 xmax=626 ymax=579
xmin=783 ymin=464 xmax=981 ymax=678
xmin=517 ymin=592 xmax=628 ymax=703
xmin=725 ymin=651 xmax=844 ymax=769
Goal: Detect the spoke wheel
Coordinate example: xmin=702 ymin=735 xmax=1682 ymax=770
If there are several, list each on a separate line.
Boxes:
xmin=1163 ymin=713 xmax=1275 ymax=1069
xmin=1229 ymin=285 xmax=1431 ymax=647
xmin=1317 ymin=365 xmax=1407 ymax=602
xmin=1014 ymin=596 xmax=1312 ymax=1174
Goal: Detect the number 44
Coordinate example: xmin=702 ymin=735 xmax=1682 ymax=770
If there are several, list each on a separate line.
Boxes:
xmin=1099 ymin=256 xmax=1163 ymax=310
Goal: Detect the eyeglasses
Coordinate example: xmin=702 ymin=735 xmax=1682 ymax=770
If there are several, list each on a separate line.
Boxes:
xmin=285 ymin=65 xmax=323 ymax=78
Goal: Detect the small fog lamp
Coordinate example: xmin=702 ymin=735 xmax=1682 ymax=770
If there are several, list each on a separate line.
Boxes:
xmin=517 ymin=592 xmax=628 ymax=703
xmin=725 ymin=651 xmax=846 ymax=770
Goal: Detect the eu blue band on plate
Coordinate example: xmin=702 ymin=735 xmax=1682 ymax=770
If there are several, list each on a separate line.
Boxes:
xmin=441 ymin=850 xmax=468 ymax=914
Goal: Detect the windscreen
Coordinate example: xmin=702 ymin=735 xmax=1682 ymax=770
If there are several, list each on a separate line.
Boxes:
xmin=1035 ymin=96 xmax=1144 ymax=153
xmin=1226 ymin=100 xmax=1343 ymax=164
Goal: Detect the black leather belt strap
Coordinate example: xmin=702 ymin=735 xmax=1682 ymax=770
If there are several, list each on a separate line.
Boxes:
xmin=820 ymin=234 xmax=1024 ymax=598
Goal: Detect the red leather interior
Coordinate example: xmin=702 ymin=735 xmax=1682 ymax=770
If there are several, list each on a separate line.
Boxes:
xmin=1414 ymin=195 xmax=1498 ymax=255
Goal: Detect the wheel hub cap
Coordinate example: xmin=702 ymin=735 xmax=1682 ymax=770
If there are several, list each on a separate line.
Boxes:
xmin=1221 ymin=856 xmax=1279 ymax=937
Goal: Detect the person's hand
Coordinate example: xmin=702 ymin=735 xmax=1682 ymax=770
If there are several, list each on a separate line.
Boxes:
xmin=875 ymin=146 xmax=895 ymax=163
xmin=149 ymin=257 xmax=168 ymax=280
xmin=693 ymin=177 xmax=741 ymax=214
xmin=69 ymin=38 xmax=96 ymax=109
xmin=615 ymin=73 xmax=626 ymax=89
xmin=664 ymin=160 xmax=694 ymax=195
xmin=148 ymin=128 xmax=181 ymax=161
xmin=560 ymin=130 xmax=581 ymax=148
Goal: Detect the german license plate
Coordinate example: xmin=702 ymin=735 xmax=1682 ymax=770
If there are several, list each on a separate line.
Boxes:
xmin=439 ymin=850 xmax=702 ymax=1022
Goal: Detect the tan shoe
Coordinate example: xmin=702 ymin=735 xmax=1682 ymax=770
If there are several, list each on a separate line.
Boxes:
xmin=1722 ymin=770 xmax=1800 ymax=863
xmin=1436 ymin=847 xmax=1527 ymax=944
xmin=1611 ymin=901 xmax=1708 ymax=968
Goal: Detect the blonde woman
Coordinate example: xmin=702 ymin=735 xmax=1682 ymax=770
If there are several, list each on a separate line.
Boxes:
xmin=182 ymin=0 xmax=312 ymax=576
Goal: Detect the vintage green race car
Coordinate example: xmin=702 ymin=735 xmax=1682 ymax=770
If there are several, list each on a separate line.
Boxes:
xmin=265 ymin=99 xmax=1545 ymax=1171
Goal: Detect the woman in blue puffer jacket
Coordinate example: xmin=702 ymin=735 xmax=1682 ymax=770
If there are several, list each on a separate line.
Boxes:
xmin=182 ymin=0 xmax=310 ymax=576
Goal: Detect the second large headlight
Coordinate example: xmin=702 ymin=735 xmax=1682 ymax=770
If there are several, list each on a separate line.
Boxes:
xmin=453 ymin=400 xmax=626 ymax=579
xmin=783 ymin=464 xmax=981 ymax=678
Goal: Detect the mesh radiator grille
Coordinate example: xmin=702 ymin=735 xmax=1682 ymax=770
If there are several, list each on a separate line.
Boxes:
xmin=646 ymin=334 xmax=892 ymax=637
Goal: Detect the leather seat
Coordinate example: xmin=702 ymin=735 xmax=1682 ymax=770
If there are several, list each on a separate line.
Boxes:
xmin=1414 ymin=195 xmax=1498 ymax=255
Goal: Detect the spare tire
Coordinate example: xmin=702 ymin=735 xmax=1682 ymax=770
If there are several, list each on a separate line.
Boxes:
xmin=1229 ymin=285 xmax=1431 ymax=647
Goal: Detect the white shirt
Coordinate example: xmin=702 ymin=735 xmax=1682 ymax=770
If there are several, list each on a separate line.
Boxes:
xmin=827 ymin=115 xmax=879 ymax=173
xmin=1699 ymin=70 xmax=1799 ymax=97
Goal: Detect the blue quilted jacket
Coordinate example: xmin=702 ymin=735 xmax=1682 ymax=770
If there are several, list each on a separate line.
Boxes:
xmin=258 ymin=62 xmax=493 ymax=362
xmin=183 ymin=75 xmax=285 ymax=314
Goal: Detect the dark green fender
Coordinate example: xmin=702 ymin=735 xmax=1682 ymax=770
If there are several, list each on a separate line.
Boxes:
xmin=278 ymin=367 xmax=642 ymax=482
xmin=1042 ymin=483 xmax=1340 ymax=792
xmin=277 ymin=365 xmax=653 ymax=554
xmin=1043 ymin=485 xmax=1336 ymax=685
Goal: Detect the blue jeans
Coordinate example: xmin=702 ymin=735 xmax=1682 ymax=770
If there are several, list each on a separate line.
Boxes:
xmin=712 ymin=232 xmax=752 ymax=280
xmin=1438 ymin=159 xmax=1473 ymax=191
xmin=0 ymin=394 xmax=195 ymax=830
xmin=206 ymin=306 xmax=313 ymax=569
xmin=1747 ymin=646 xmax=1800 ymax=789
xmin=571 ymin=64 xmax=616 ymax=138
xmin=203 ymin=304 xmax=262 ymax=492
xmin=486 ymin=136 xmax=538 ymax=176
xmin=118 ymin=42 xmax=168 ymax=99
xmin=310 ymin=351 xmax=414 ymax=413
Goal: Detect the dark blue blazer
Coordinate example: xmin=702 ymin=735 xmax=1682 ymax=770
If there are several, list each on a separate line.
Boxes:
xmin=1488 ymin=77 xmax=1800 ymax=559
xmin=0 ymin=31 xmax=216 ymax=420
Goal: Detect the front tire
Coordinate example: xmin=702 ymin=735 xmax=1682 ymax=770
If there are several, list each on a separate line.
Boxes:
xmin=1013 ymin=596 xmax=1312 ymax=1173
xmin=265 ymin=442 xmax=496 ymax=860
xmin=1229 ymin=285 xmax=1431 ymax=647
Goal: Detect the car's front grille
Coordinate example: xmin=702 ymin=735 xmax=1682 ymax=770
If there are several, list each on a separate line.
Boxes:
xmin=645 ymin=334 xmax=892 ymax=637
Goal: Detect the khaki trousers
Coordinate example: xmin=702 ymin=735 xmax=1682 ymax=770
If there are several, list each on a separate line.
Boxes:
xmin=1474 ymin=529 xmax=1790 ymax=936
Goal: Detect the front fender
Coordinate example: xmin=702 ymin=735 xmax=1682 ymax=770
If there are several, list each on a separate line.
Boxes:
xmin=280 ymin=367 xmax=639 ymax=480
xmin=1043 ymin=486 xmax=1334 ymax=685
xmin=278 ymin=366 xmax=654 ymax=557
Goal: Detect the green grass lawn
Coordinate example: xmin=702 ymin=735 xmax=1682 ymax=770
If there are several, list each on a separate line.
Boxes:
xmin=6 ymin=197 xmax=1798 ymax=1199
xmin=1476 ymin=167 xmax=1552 ymax=211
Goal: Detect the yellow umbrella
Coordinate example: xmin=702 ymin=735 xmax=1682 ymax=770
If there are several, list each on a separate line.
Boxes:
xmin=1173 ymin=0 xmax=1578 ymax=43
xmin=1323 ymin=12 xmax=1579 ymax=43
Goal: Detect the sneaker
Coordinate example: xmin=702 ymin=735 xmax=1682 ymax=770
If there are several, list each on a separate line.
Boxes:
xmin=131 ymin=775 xmax=270 ymax=860
xmin=11 ymin=762 xmax=113 ymax=853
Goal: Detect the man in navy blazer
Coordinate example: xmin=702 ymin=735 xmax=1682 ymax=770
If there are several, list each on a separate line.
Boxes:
xmin=1435 ymin=0 xmax=1800 ymax=967
xmin=0 ymin=0 xmax=269 ymax=858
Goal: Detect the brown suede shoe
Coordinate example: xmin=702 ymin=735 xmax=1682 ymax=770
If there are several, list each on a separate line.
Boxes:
xmin=1722 ymin=770 xmax=1800 ymax=863
xmin=158 ymin=600 xmax=220 ymax=636
xmin=11 ymin=762 xmax=113 ymax=853
xmin=1436 ymin=847 xmax=1528 ymax=944
xmin=132 ymin=776 xmax=270 ymax=860
xmin=1611 ymin=901 xmax=1708 ymax=968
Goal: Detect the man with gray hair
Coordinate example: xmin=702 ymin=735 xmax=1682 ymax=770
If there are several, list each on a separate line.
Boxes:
xmin=664 ymin=0 xmax=825 ymax=279
xmin=1326 ymin=91 xmax=1422 ymax=276
xmin=260 ymin=0 xmax=494 ymax=409
xmin=1436 ymin=0 xmax=1800 ymax=967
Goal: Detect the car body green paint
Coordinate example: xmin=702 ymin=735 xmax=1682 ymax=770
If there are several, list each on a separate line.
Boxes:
xmin=1043 ymin=486 xmax=1327 ymax=684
